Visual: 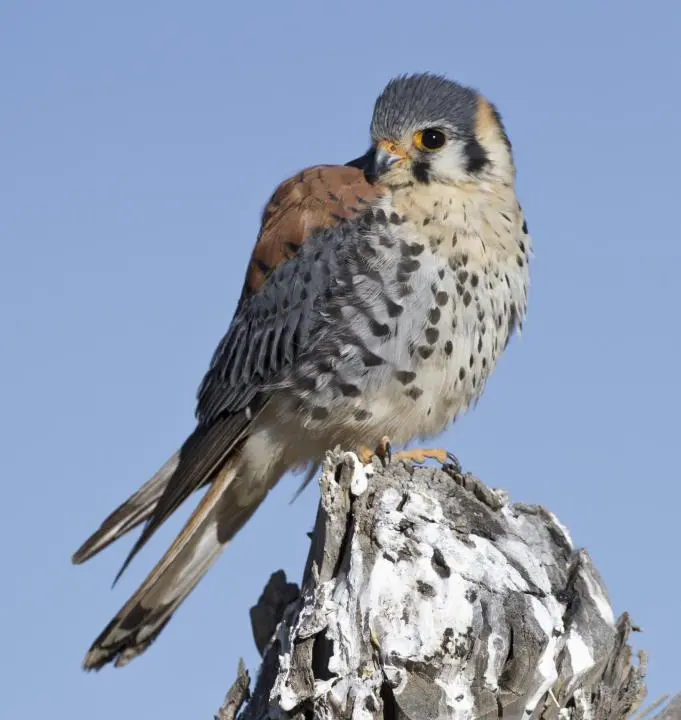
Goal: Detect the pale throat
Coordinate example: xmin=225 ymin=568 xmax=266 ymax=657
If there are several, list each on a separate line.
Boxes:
xmin=380 ymin=177 xmax=522 ymax=266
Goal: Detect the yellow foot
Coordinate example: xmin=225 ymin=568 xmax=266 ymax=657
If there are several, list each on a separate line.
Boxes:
xmin=390 ymin=448 xmax=452 ymax=465
xmin=357 ymin=436 xmax=391 ymax=465
xmin=358 ymin=438 xmax=459 ymax=469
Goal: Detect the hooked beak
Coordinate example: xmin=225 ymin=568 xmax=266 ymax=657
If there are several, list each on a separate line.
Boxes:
xmin=346 ymin=140 xmax=408 ymax=183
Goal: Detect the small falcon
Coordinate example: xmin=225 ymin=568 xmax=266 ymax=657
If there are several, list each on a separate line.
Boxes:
xmin=74 ymin=73 xmax=531 ymax=669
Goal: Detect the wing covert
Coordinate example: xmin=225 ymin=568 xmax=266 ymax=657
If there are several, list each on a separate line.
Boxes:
xmin=240 ymin=165 xmax=384 ymax=302
xmin=196 ymin=164 xmax=383 ymax=425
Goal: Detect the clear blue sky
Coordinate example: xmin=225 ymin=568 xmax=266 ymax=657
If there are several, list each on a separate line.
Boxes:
xmin=1 ymin=1 xmax=679 ymax=717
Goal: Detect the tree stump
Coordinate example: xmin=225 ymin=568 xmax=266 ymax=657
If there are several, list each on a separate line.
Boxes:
xmin=216 ymin=449 xmax=666 ymax=720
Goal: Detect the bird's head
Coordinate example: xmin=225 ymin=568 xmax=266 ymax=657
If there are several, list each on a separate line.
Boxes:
xmin=348 ymin=73 xmax=514 ymax=188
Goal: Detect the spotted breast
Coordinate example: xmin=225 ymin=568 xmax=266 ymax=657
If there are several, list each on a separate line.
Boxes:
xmin=370 ymin=176 xmax=531 ymax=441
xmin=260 ymin=179 xmax=530 ymax=458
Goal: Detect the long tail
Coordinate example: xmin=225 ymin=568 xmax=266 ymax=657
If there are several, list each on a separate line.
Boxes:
xmin=71 ymin=451 xmax=182 ymax=565
xmin=83 ymin=448 xmax=269 ymax=670
xmin=72 ymin=412 xmax=253 ymax=575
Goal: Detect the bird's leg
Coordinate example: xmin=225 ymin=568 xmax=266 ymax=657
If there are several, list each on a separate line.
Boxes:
xmin=357 ymin=436 xmax=391 ymax=466
xmin=357 ymin=437 xmax=459 ymax=470
xmin=389 ymin=447 xmax=461 ymax=468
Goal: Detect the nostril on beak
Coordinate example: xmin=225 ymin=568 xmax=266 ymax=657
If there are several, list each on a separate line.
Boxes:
xmin=372 ymin=147 xmax=401 ymax=179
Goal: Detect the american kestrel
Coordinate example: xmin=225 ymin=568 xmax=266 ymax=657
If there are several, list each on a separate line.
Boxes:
xmin=74 ymin=73 xmax=531 ymax=669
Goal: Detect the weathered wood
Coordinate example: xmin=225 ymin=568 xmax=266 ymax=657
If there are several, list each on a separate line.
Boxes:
xmin=220 ymin=449 xmax=665 ymax=720
xmin=215 ymin=659 xmax=250 ymax=720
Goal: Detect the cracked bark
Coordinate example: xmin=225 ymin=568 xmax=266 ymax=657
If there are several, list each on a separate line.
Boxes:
xmin=218 ymin=450 xmax=675 ymax=720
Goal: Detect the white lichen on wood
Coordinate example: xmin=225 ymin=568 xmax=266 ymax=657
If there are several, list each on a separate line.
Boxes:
xmin=225 ymin=450 xmax=653 ymax=720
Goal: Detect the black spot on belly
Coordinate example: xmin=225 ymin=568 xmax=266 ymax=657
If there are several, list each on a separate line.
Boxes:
xmin=395 ymin=370 xmax=417 ymax=385
xmin=316 ymin=358 xmax=335 ymax=374
xmin=406 ymin=386 xmax=423 ymax=400
xmin=401 ymin=240 xmax=424 ymax=256
xmin=362 ymin=350 xmax=384 ymax=367
xmin=370 ymin=319 xmax=391 ymax=337
xmin=311 ymin=406 xmax=329 ymax=420
xmin=425 ymin=327 xmax=439 ymax=344
xmin=418 ymin=346 xmax=435 ymax=359
xmin=385 ymin=298 xmax=404 ymax=317
xmin=429 ymin=307 xmax=441 ymax=324
xmin=398 ymin=258 xmax=421 ymax=274
xmin=298 ymin=375 xmax=318 ymax=392
xmin=339 ymin=383 xmax=361 ymax=397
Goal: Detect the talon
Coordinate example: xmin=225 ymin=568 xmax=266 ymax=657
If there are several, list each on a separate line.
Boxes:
xmin=445 ymin=452 xmax=463 ymax=474
xmin=357 ymin=436 xmax=392 ymax=467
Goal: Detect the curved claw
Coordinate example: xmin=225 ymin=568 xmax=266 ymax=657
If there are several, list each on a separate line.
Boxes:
xmin=444 ymin=452 xmax=462 ymax=474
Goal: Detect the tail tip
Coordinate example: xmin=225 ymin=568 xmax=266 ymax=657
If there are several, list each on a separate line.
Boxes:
xmin=82 ymin=644 xmax=136 ymax=671
xmin=72 ymin=548 xmax=87 ymax=565
xmin=82 ymin=648 xmax=107 ymax=672
xmin=72 ymin=540 xmax=100 ymax=565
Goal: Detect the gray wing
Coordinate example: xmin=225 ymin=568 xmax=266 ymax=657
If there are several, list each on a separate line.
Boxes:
xmin=114 ymin=219 xmax=374 ymax=577
xmin=195 ymin=217 xmax=386 ymax=424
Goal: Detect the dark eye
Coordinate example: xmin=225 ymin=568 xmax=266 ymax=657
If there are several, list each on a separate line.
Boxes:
xmin=415 ymin=128 xmax=446 ymax=152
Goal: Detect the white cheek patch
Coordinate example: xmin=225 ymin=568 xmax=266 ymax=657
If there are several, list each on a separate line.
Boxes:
xmin=428 ymin=142 xmax=471 ymax=183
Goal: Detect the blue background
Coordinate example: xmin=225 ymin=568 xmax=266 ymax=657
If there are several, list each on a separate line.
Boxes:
xmin=1 ymin=1 xmax=679 ymax=717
